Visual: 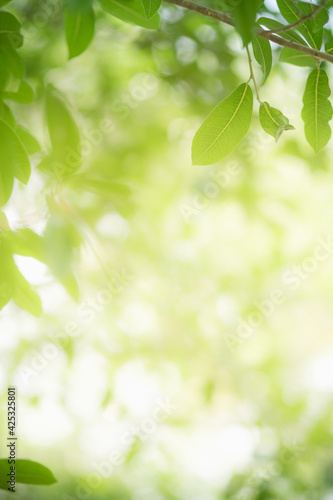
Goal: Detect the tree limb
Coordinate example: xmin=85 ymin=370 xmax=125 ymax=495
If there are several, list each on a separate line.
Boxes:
xmin=163 ymin=0 xmax=333 ymax=64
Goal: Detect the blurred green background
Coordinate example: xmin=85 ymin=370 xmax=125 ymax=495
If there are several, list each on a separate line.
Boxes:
xmin=1 ymin=1 xmax=333 ymax=499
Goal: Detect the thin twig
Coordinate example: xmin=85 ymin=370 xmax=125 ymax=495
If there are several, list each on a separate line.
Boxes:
xmin=264 ymin=0 xmax=328 ymax=35
xmin=163 ymin=0 xmax=333 ymax=64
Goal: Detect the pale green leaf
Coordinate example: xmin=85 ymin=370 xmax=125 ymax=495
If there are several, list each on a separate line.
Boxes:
xmin=259 ymin=102 xmax=295 ymax=141
xmin=192 ymin=83 xmax=253 ymax=165
xmin=301 ymin=68 xmax=333 ymax=152
xmin=252 ymin=36 xmax=272 ymax=84
xmin=12 ymin=269 xmax=43 ymax=317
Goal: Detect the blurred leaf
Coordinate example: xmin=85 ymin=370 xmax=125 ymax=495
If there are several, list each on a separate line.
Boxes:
xmin=0 ymin=44 xmax=24 ymax=78
xmin=45 ymin=86 xmax=81 ymax=177
xmin=12 ymin=270 xmax=43 ymax=317
xmin=252 ymin=36 xmax=272 ymax=84
xmin=302 ymin=68 xmax=333 ymax=152
xmin=280 ymin=47 xmax=317 ymax=67
xmin=0 ymin=236 xmax=14 ymax=310
xmin=0 ymin=459 xmax=57 ymax=488
xmin=192 ymin=83 xmax=253 ymax=165
xmin=0 ymin=100 xmax=15 ymax=127
xmin=0 ymin=118 xmax=30 ymax=185
xmin=0 ymin=11 xmax=20 ymax=33
xmin=259 ymin=102 xmax=295 ymax=141
xmin=99 ymin=0 xmax=160 ymax=29
xmin=9 ymin=228 xmax=46 ymax=262
xmin=43 ymin=210 xmax=81 ymax=281
xmin=2 ymin=81 xmax=34 ymax=103
xmin=60 ymin=273 xmax=79 ymax=301
xmin=15 ymin=125 xmax=40 ymax=155
xmin=64 ymin=0 xmax=95 ymax=59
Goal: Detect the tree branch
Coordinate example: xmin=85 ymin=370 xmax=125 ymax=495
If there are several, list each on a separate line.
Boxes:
xmin=163 ymin=0 xmax=333 ymax=64
xmin=264 ymin=0 xmax=328 ymax=35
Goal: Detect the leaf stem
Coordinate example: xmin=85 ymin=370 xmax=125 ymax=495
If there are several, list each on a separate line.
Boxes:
xmin=246 ymin=46 xmax=262 ymax=104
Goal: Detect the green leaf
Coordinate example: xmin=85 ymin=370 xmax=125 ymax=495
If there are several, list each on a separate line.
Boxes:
xmin=252 ymin=36 xmax=272 ymax=84
xmin=192 ymin=83 xmax=253 ymax=165
xmin=325 ymin=31 xmax=333 ymax=54
xmin=140 ymin=0 xmax=161 ymax=19
xmin=99 ymin=0 xmax=160 ymax=29
xmin=276 ymin=0 xmax=323 ymax=49
xmin=0 ymin=100 xmax=15 ymax=127
xmin=44 ymin=211 xmax=81 ymax=280
xmin=0 ymin=11 xmax=20 ymax=34
xmin=12 ymin=270 xmax=43 ymax=317
xmin=2 ymin=81 xmax=34 ymax=103
xmin=0 ymin=459 xmax=57 ymax=488
xmin=45 ymin=85 xmax=81 ymax=177
xmin=0 ymin=0 xmax=12 ymax=6
xmin=9 ymin=228 xmax=46 ymax=262
xmin=64 ymin=0 xmax=95 ymax=59
xmin=16 ymin=126 xmax=41 ymax=155
xmin=233 ymin=0 xmax=259 ymax=46
xmin=0 ymin=236 xmax=14 ymax=310
xmin=258 ymin=17 xmax=307 ymax=45
xmin=259 ymin=102 xmax=295 ymax=141
xmin=280 ymin=47 xmax=316 ymax=67
xmin=0 ymin=118 xmax=30 ymax=185
xmin=60 ymin=273 xmax=80 ymax=301
xmin=0 ymin=44 xmax=24 ymax=78
xmin=301 ymin=68 xmax=333 ymax=152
